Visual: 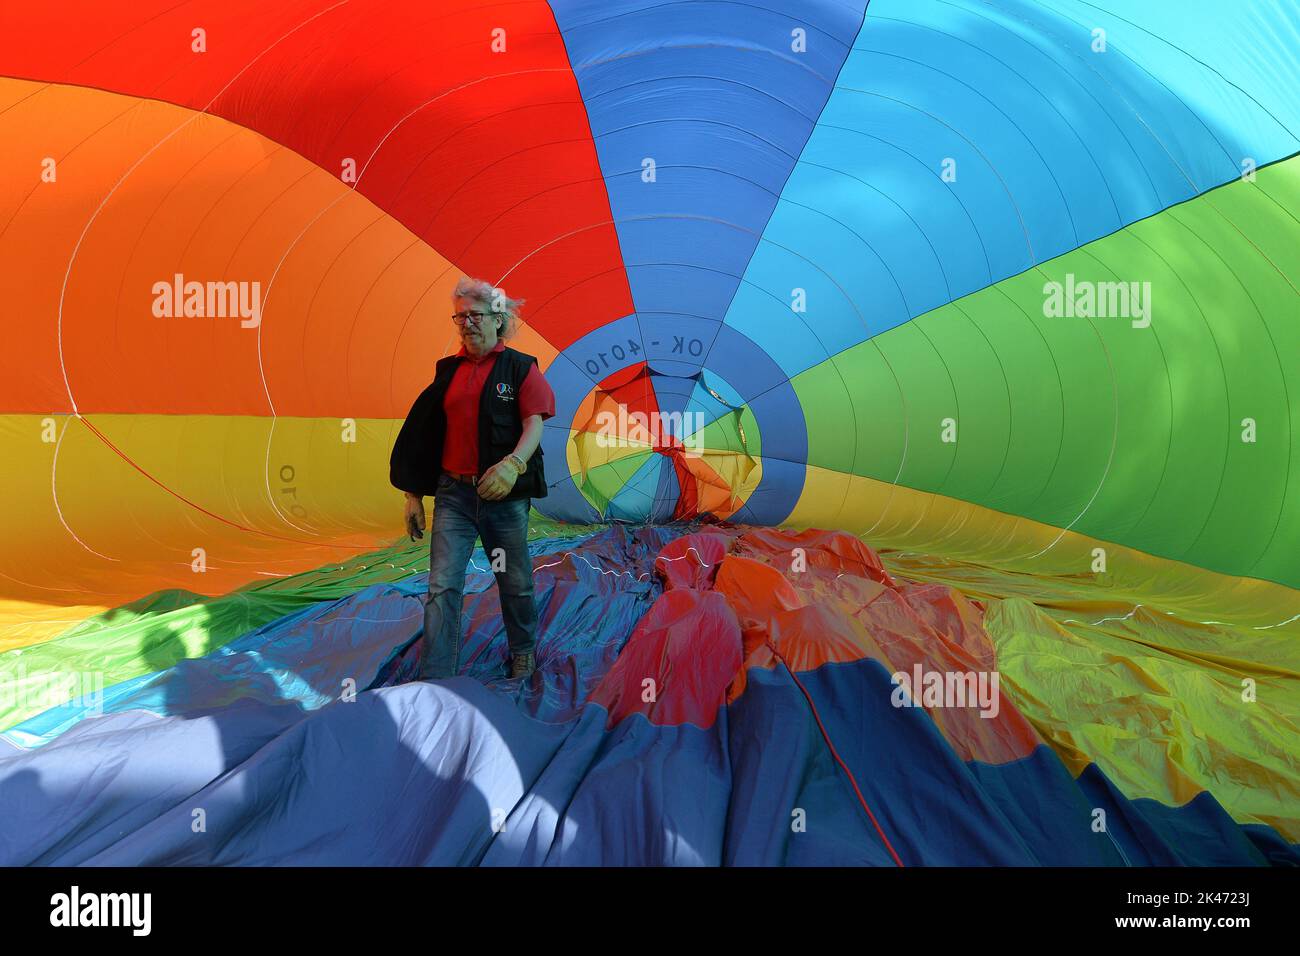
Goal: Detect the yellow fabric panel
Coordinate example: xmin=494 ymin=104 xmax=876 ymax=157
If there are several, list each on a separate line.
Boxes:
xmin=0 ymin=413 xmax=416 ymax=647
xmin=791 ymin=465 xmax=1300 ymax=629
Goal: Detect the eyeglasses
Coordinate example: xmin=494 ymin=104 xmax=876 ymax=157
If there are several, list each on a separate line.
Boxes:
xmin=451 ymin=310 xmax=499 ymax=327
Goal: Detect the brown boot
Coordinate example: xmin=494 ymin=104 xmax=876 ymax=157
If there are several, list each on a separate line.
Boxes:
xmin=508 ymin=651 xmax=536 ymax=680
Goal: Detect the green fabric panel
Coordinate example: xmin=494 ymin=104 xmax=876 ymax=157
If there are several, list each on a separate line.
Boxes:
xmin=696 ymin=404 xmax=763 ymax=459
xmin=577 ymin=451 xmax=653 ymax=513
xmin=795 ymin=157 xmax=1300 ymax=587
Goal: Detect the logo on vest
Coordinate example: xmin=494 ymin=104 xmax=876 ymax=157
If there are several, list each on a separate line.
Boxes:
xmin=495 ymin=383 xmax=515 ymax=401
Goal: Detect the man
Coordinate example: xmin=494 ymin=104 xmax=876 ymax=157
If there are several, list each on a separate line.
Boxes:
xmin=389 ymin=277 xmax=555 ymax=681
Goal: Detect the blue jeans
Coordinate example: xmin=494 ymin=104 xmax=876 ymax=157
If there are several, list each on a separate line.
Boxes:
xmin=419 ymin=474 xmax=537 ymax=680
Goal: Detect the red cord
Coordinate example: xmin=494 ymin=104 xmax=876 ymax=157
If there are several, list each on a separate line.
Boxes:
xmin=766 ymin=639 xmax=905 ymax=867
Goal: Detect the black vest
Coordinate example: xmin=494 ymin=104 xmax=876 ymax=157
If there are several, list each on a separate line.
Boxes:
xmin=389 ymin=347 xmax=547 ymax=501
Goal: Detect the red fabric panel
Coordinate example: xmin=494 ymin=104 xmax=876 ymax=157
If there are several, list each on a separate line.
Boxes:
xmin=607 ymin=525 xmax=1041 ymax=765
xmin=0 ymin=0 xmax=633 ymax=364
xmin=588 ymin=589 xmax=743 ymax=731
xmin=653 ymin=529 xmax=736 ymax=591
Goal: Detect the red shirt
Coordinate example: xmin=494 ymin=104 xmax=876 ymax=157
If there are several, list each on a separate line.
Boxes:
xmin=441 ymin=341 xmax=556 ymax=474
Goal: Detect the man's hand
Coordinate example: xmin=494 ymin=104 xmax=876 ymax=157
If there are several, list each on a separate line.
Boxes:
xmin=477 ymin=458 xmax=521 ymax=501
xmin=404 ymin=493 xmax=425 ymax=540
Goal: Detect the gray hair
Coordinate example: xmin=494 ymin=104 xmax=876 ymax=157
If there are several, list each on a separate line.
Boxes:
xmin=453 ymin=276 xmax=526 ymax=339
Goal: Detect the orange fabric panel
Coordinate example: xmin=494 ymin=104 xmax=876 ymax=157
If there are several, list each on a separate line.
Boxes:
xmin=0 ymin=78 xmax=558 ymax=418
